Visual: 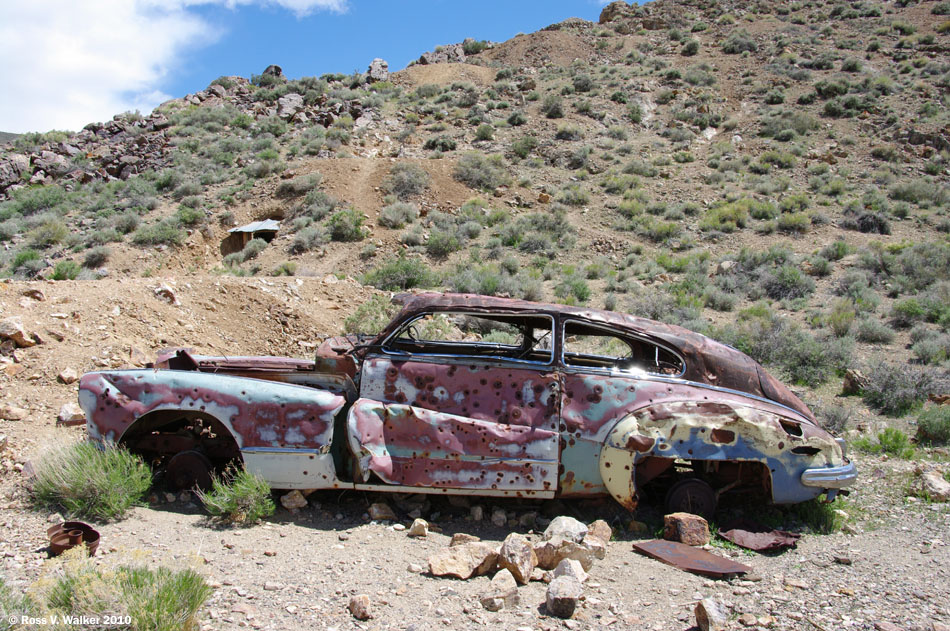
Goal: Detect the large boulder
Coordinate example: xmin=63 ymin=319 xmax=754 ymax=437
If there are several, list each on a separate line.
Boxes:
xmin=542 ymin=516 xmax=588 ymax=542
xmin=599 ymin=0 xmax=630 ymax=23
xmin=0 ymin=317 xmax=37 ymax=348
xmin=917 ymin=471 xmax=950 ymax=502
xmin=277 ymin=93 xmax=304 ymax=119
xmin=546 ymin=575 xmax=582 ymax=618
xmin=366 ymin=58 xmax=389 ymax=83
xmin=498 ymin=533 xmax=537 ymax=585
xmin=533 ymin=537 xmax=598 ymax=571
xmin=664 ymin=512 xmax=710 ymax=546
xmin=428 ymin=542 xmax=498 ymax=579
xmin=479 ymin=568 xmax=519 ymax=611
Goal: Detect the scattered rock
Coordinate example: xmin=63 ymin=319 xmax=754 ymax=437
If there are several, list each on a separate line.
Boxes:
xmin=491 ymin=507 xmax=507 ymax=527
xmin=543 ymin=516 xmax=588 ymax=543
xmin=57 ymin=367 xmax=79 ymax=384
xmin=663 ymin=512 xmax=710 ymax=546
xmin=874 ymin=623 xmax=906 ymax=631
xmin=553 ymin=558 xmax=588 ymax=584
xmin=546 ymin=575 xmax=582 ymax=619
xmin=277 ymin=93 xmax=304 ymax=119
xmin=57 ymin=403 xmax=85 ymax=426
xmin=479 ymin=568 xmax=519 ymax=611
xmin=738 ymin=612 xmax=757 ymax=626
xmin=498 ymin=533 xmax=537 ymax=585
xmin=152 ymin=284 xmax=179 ymax=306
xmin=586 ymin=520 xmax=611 ymax=546
xmin=917 ymin=471 xmax=950 ymax=502
xmin=450 ymin=533 xmax=481 ymax=547
xmin=538 ymin=192 xmax=551 ymax=203
xmin=0 ymin=434 xmax=6 ymax=452
xmin=279 ymin=490 xmax=308 ymax=510
xmin=21 ymin=288 xmax=45 ymax=301
xmin=368 ymin=502 xmax=397 ymax=521
xmin=428 ymin=542 xmax=498 ymax=579
xmin=0 ymin=405 xmax=28 ymax=421
xmin=366 ymin=58 xmax=389 ymax=83
xmin=407 ymin=562 xmax=424 ymax=573
xmin=534 ymin=537 xmax=597 ymax=571
xmin=694 ymin=598 xmax=728 ymax=631
xmin=407 ymin=518 xmax=429 ymax=537
xmin=842 ymin=369 xmax=870 ymax=395
xmin=348 ymin=594 xmax=372 ymax=620
xmin=0 ymin=317 xmax=37 ymax=347
xmin=262 ymin=581 xmax=282 ymax=591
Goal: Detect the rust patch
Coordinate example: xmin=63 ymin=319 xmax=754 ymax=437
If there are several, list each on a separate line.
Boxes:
xmin=710 ymin=429 xmax=736 ymax=444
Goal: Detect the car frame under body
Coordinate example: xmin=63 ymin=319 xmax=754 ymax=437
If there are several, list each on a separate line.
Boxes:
xmin=78 ymin=292 xmax=856 ymax=513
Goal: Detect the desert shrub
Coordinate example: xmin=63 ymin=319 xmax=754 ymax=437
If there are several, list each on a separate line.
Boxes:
xmin=853 ymin=427 xmax=915 ymax=459
xmin=31 ymin=442 xmax=152 ymax=521
xmin=703 ymin=286 xmax=736 ymax=311
xmin=198 ymin=467 xmax=274 ymax=525
xmin=474 ymin=124 xmax=494 ymax=141
xmin=51 ymin=260 xmax=80 ymax=280
xmin=817 ymin=403 xmax=853 ymax=434
xmin=699 ymin=202 xmax=749 ymax=232
xmin=362 ymin=255 xmax=439 ymax=291
xmin=861 ymin=361 xmax=934 ymax=416
xmin=271 ymin=261 xmax=297 ymax=276
xmin=343 ymin=294 xmax=400 ymax=335
xmin=454 ymin=153 xmax=511 ymax=191
xmin=26 ymin=553 xmax=212 ymax=631
xmin=911 ymin=332 xmax=950 ymax=365
xmin=463 ymin=39 xmax=489 ymax=54
xmin=541 ymin=94 xmax=564 ymax=118
xmin=378 ymin=201 xmax=419 ymax=229
xmin=29 ymin=219 xmax=68 ymax=248
xmin=423 ymin=136 xmax=457 ymax=152
xmin=722 ymin=30 xmax=757 ymax=54
xmin=175 ymin=205 xmax=204 ymax=227
xmin=820 ymin=239 xmax=853 ymax=261
xmin=326 ymin=208 xmax=367 ymax=242
xmin=507 ymin=111 xmax=527 ymax=126
xmin=889 ymin=179 xmax=948 ymax=206
xmin=854 ymin=317 xmax=895 ymax=344
xmin=777 ymin=212 xmax=811 ymax=233
xmin=916 ymin=406 xmax=950 ymax=445
xmin=275 ymin=173 xmax=322 ymax=198
xmin=132 ymin=220 xmax=185 ymax=246
xmin=557 ymin=184 xmax=590 ymax=206
xmin=511 ymin=136 xmax=537 ymax=159
xmin=83 ymin=246 xmax=111 ymax=268
xmin=827 ymin=299 xmax=856 ymax=337
xmin=627 ymin=103 xmax=644 ymax=124
xmin=113 ymin=212 xmax=140 ymax=234
xmin=555 ymin=124 xmax=583 ymax=140
xmin=426 ymin=229 xmax=462 ymax=258
xmin=289 ymin=226 xmax=327 ymax=254
xmin=682 ymin=39 xmax=700 ymax=55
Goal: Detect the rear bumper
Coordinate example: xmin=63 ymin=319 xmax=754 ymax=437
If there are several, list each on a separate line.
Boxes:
xmin=801 ymin=459 xmax=858 ymax=489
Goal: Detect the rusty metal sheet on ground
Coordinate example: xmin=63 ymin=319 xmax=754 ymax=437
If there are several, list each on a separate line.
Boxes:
xmin=719 ymin=521 xmax=801 ymax=552
xmin=632 ymin=539 xmax=751 ymax=578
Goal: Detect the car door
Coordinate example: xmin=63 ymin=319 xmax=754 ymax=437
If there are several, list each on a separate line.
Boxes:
xmin=346 ymin=311 xmax=560 ymax=495
xmin=558 ymin=318 xmax=686 ymax=496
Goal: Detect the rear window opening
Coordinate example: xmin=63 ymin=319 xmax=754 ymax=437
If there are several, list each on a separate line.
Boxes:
xmin=562 ymin=320 xmax=685 ymax=376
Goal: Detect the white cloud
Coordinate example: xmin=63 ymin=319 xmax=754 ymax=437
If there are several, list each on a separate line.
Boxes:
xmin=0 ymin=0 xmax=347 ymax=134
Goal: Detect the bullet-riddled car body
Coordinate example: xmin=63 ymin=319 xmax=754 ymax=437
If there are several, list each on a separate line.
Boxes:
xmin=78 ymin=293 xmax=856 ymax=514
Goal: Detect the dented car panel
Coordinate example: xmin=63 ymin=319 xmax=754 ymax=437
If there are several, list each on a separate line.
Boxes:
xmin=79 ymin=292 xmax=855 ymax=509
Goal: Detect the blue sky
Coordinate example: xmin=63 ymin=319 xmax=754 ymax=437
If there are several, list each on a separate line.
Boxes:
xmin=0 ymin=1 xmax=609 ymax=134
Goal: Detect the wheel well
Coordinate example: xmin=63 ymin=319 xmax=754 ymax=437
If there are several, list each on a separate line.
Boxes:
xmin=119 ymin=411 xmax=242 ymax=469
xmin=636 ymin=457 xmax=773 ymax=504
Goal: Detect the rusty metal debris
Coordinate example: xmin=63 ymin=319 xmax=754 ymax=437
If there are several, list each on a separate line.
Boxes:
xmin=47 ymin=521 xmax=100 ymax=556
xmin=632 ymin=539 xmax=751 ymax=578
xmin=718 ymin=520 xmax=801 ymax=552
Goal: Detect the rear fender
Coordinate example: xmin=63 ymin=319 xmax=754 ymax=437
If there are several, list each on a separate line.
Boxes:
xmin=599 ymin=400 xmax=842 ymax=508
xmin=79 ymin=369 xmax=346 ymax=451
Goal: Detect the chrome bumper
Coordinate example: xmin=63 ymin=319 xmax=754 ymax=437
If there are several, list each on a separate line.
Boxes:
xmin=801 ymin=459 xmax=858 ymax=489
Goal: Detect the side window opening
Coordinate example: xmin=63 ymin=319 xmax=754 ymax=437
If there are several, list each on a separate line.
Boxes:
xmin=386 ymin=312 xmax=554 ymax=363
xmin=562 ymin=320 xmax=684 ymax=376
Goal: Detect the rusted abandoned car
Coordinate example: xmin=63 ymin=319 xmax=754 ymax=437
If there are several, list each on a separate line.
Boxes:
xmin=78 ymin=293 xmax=856 ymax=515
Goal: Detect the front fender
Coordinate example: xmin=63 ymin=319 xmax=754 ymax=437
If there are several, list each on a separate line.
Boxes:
xmin=599 ymin=400 xmax=844 ymax=508
xmin=79 ymin=369 xmax=346 ymax=451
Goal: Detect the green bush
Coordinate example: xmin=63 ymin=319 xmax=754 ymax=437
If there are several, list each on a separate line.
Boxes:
xmin=132 ymin=220 xmax=186 ymax=246
xmin=854 ymin=317 xmax=895 ymax=344
xmin=26 ymin=554 xmax=212 ymax=631
xmin=29 ymin=219 xmax=68 ymax=248
xmin=423 ymin=136 xmax=457 ymax=152
xmin=31 ymin=442 xmax=152 ymax=521
xmin=362 ymin=255 xmax=439 ymax=290
xmin=861 ymin=361 xmax=934 ymax=416
xmin=198 ymin=467 xmax=274 ymax=525
xmin=327 ymin=208 xmax=367 ymax=242
xmin=511 ymin=136 xmax=537 ymax=159
xmin=760 ymin=265 xmax=814 ymax=300
xmin=51 ymin=260 xmax=80 ymax=280
xmin=722 ymin=30 xmax=757 ymax=54
xmin=475 ymin=124 xmax=494 ymax=141
xmin=275 ymin=173 xmax=322 ymax=197
xmin=426 ymin=229 xmax=461 ymax=258
xmin=83 ymin=246 xmax=111 ymax=268
xmin=853 ymin=427 xmax=915 ymax=459
xmin=378 ymin=201 xmax=419 ymax=229
xmin=554 ymin=124 xmax=583 ymax=140
xmin=343 ymin=294 xmax=400 ymax=335
xmin=916 ymin=406 xmax=950 ymax=445
xmin=540 ymin=94 xmax=564 ymax=118
xmin=383 ymin=163 xmax=430 ymax=200
xmin=289 ymin=226 xmax=327 ymax=254
xmin=454 ymin=153 xmax=511 ymax=191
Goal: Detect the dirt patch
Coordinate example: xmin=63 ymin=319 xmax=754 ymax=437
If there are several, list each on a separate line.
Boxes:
xmin=393 ymin=63 xmax=497 ymax=89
